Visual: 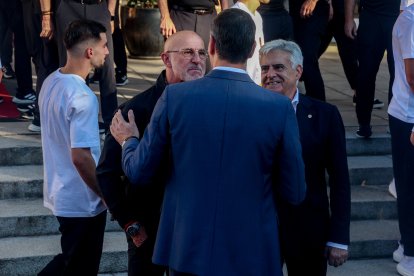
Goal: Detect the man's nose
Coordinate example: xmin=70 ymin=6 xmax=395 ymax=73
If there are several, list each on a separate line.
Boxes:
xmin=191 ymin=53 xmax=202 ymax=63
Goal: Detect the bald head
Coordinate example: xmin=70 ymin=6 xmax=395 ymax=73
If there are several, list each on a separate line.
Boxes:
xmin=162 ymin=31 xmax=207 ymax=83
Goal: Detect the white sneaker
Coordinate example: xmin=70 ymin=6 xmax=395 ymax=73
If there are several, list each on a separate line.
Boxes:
xmin=395 ymin=243 xmax=405 ymax=263
xmin=397 ymin=256 xmax=414 ymax=276
xmin=389 ymin=178 xmax=397 ymax=199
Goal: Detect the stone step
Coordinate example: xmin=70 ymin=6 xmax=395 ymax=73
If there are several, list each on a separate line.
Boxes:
xmin=0 ymin=232 xmax=127 ymax=275
xmin=326 ymin=258 xmax=397 ymax=276
xmin=345 ymin=132 xmax=391 ymax=156
xmin=348 ymin=155 xmax=393 ymax=186
xmin=0 ymin=198 xmax=121 ymax=238
xmin=0 ymin=220 xmax=399 ymax=275
xmin=0 ymin=135 xmax=42 ymax=166
xmin=0 ymin=132 xmax=390 ymax=168
xmin=0 ymin=187 xmax=397 ymax=238
xmin=350 ymin=185 xmax=396 ymax=220
xmin=0 ymin=165 xmax=43 ymax=199
xmin=350 ymin=220 xmax=399 ymax=259
xmin=0 ymin=154 xmax=393 ymax=199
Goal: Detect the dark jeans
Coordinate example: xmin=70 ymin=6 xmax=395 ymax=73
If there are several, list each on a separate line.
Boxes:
xmin=259 ymin=9 xmax=293 ymax=42
xmin=0 ymin=0 xmax=33 ymax=94
xmin=291 ymin=1 xmax=329 ymax=101
xmin=318 ymin=12 xmax=357 ymax=90
xmin=356 ymin=10 xmax=397 ymax=127
xmin=38 ymin=210 xmax=107 ymax=276
xmin=389 ymin=115 xmax=414 ymax=256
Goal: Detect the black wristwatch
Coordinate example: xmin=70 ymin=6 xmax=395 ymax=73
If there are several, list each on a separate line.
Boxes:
xmin=126 ymin=222 xmax=141 ymax=237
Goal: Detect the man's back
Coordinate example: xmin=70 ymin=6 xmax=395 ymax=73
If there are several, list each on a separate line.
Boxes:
xmin=125 ymin=69 xmax=305 ymax=275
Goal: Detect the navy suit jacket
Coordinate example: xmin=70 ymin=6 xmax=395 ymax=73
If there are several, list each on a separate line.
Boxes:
xmin=278 ymin=94 xmax=350 ymax=256
xmin=122 ymin=69 xmax=306 ymax=276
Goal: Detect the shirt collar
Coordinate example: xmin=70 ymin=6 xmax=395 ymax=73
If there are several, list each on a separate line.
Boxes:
xmin=291 ymin=89 xmax=299 ymax=113
xmin=213 ymin=66 xmax=248 ymax=74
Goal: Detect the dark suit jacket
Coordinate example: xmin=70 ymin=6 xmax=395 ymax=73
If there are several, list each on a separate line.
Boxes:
xmin=122 ymin=69 xmax=306 ymax=276
xmin=278 ymin=94 xmax=350 ymax=259
xmin=96 ymin=71 xmax=168 ymax=232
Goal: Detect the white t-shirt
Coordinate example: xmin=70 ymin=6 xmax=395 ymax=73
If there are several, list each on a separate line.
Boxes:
xmin=231 ymin=2 xmax=264 ymax=85
xmin=388 ymin=4 xmax=414 ymax=123
xmin=39 ymin=69 xmax=105 ymax=217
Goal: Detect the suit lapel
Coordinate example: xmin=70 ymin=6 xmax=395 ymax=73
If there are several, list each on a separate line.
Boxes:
xmin=296 ymin=94 xmax=314 ymax=140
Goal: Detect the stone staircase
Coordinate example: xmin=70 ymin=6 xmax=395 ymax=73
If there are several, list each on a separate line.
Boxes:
xmin=0 ymin=131 xmax=398 ymax=275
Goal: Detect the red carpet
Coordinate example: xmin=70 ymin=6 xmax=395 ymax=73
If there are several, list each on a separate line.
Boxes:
xmin=0 ymin=83 xmax=20 ymax=119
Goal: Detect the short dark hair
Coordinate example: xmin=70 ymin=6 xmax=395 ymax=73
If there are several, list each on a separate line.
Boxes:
xmin=211 ymin=9 xmax=255 ymax=64
xmin=64 ymin=19 xmax=107 ymax=50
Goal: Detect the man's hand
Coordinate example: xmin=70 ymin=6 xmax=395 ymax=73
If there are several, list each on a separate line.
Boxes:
xmin=300 ymin=0 xmax=318 ymax=18
xmin=160 ymin=16 xmax=176 ymax=38
xmin=40 ymin=15 xmax=54 ymax=39
xmin=325 ymin=246 xmax=348 ymax=267
xmin=131 ymin=226 xmax=148 ymax=247
xmin=344 ymin=19 xmax=357 ymax=39
xmin=110 ymin=110 xmax=140 ymax=145
xmin=410 ymin=132 xmax=414 ymax=146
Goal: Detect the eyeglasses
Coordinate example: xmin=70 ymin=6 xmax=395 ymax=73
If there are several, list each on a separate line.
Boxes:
xmin=260 ymin=64 xmax=288 ymax=73
xmin=166 ymin=48 xmax=208 ymax=60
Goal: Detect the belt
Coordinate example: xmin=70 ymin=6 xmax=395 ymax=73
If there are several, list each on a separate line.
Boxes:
xmin=70 ymin=0 xmax=103 ymax=5
xmin=171 ymin=5 xmax=214 ymax=15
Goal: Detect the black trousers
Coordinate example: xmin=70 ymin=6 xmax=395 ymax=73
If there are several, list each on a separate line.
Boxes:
xmin=21 ymin=0 xmax=59 ymax=122
xmin=1 ymin=30 xmax=13 ymax=65
xmin=0 ymin=0 xmax=33 ymax=94
xmin=291 ymin=1 xmax=329 ymax=101
xmin=38 ymin=210 xmax=107 ymax=276
xmin=355 ymin=10 xmax=396 ymax=127
xmin=113 ymin=0 xmax=127 ymax=75
xmin=259 ymin=9 xmax=293 ymax=42
xmin=318 ymin=11 xmax=357 ymax=90
xmin=126 ymin=222 xmax=166 ymax=276
xmin=113 ymin=27 xmax=127 ymax=75
xmin=389 ymin=115 xmax=414 ymax=257
xmin=55 ymin=0 xmax=118 ymax=127
xmin=278 ymin=202 xmax=329 ymax=276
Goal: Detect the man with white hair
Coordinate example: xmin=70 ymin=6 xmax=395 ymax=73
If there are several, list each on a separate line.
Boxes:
xmin=260 ymin=39 xmax=351 ymax=276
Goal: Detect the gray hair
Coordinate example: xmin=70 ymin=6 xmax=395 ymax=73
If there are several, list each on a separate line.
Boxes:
xmin=259 ymin=39 xmax=303 ymax=69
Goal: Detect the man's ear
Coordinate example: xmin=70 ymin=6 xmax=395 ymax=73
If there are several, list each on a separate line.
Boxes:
xmin=161 ymin=52 xmax=172 ymax=68
xmin=296 ymin=64 xmax=303 ymax=80
xmin=85 ymin=47 xmax=93 ymax=59
xmin=208 ymin=35 xmax=215 ymax=56
xmin=248 ymin=41 xmax=256 ymax=59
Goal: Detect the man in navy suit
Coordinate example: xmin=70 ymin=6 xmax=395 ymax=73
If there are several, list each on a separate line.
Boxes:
xmin=260 ymin=39 xmax=351 ymax=276
xmin=110 ymin=8 xmax=306 ymax=276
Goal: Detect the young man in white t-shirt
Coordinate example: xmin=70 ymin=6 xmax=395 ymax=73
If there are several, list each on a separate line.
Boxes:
xmin=38 ymin=19 xmax=108 ymax=275
xmin=388 ymin=2 xmax=414 ymax=276
xmin=231 ymin=0 xmax=269 ymax=85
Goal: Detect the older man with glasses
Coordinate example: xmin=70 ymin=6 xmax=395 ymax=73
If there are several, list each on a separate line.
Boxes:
xmin=96 ymin=30 xmax=206 ymax=276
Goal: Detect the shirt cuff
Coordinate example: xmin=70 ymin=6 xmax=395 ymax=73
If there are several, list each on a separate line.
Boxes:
xmin=326 ymin=242 xmax=348 ymax=250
